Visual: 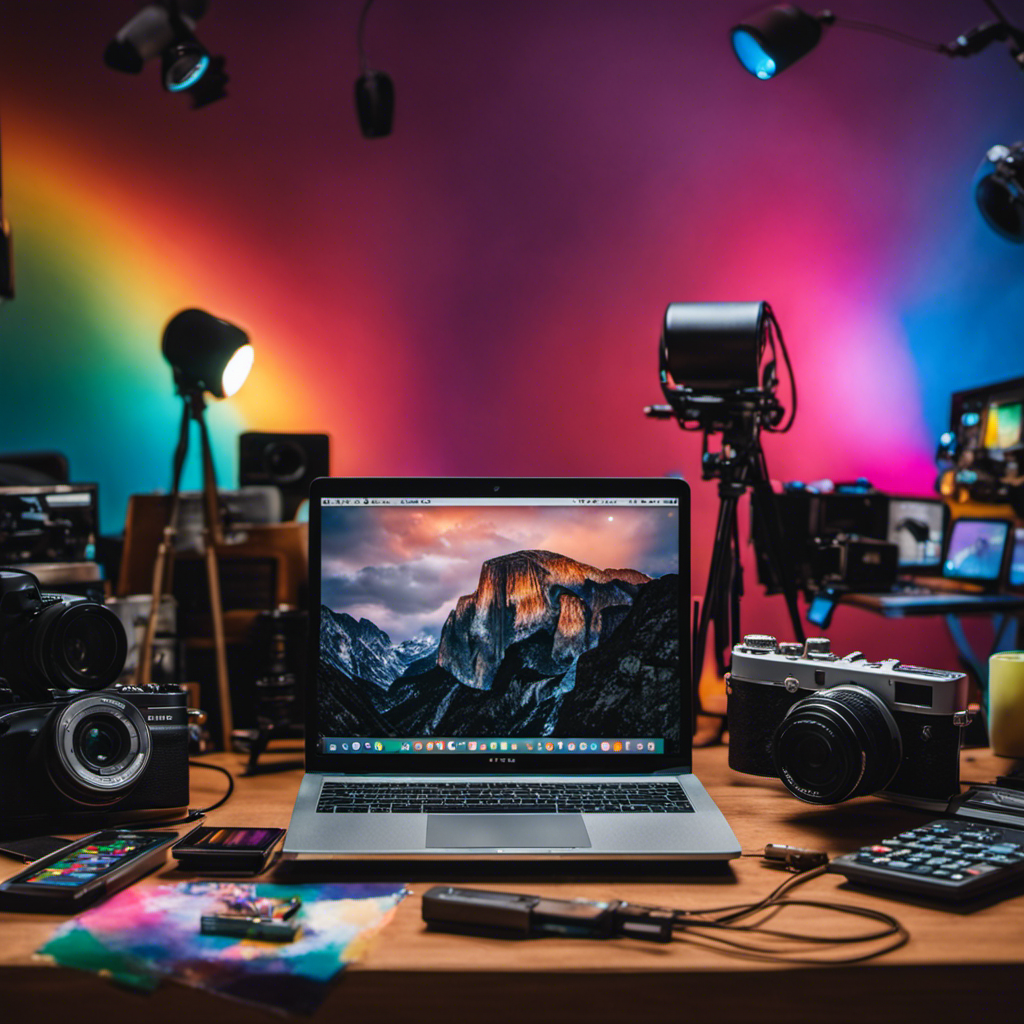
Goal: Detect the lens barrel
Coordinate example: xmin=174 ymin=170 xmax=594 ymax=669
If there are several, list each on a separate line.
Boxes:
xmin=772 ymin=685 xmax=902 ymax=804
xmin=30 ymin=600 xmax=127 ymax=691
xmin=47 ymin=692 xmax=152 ymax=804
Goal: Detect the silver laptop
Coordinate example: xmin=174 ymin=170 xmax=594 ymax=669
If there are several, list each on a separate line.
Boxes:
xmin=283 ymin=477 xmax=739 ymax=861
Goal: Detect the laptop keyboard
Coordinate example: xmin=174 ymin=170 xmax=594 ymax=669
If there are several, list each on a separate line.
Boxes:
xmin=315 ymin=781 xmax=693 ymax=814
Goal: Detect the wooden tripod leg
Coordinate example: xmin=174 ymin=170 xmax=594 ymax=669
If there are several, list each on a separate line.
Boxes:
xmin=203 ymin=531 xmax=233 ymax=750
xmin=134 ymin=526 xmax=175 ymax=687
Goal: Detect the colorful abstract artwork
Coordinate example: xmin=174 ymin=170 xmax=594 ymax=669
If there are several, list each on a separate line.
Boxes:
xmin=37 ymin=881 xmax=407 ymax=1015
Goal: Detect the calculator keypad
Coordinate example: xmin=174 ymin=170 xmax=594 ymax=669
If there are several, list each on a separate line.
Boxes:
xmin=828 ymin=819 xmax=1024 ymax=901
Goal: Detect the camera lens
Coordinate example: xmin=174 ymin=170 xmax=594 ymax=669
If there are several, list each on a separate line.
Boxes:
xmin=31 ymin=601 xmax=127 ymax=691
xmin=48 ymin=693 xmax=151 ymax=804
xmin=75 ymin=715 xmax=130 ymax=769
xmin=772 ymin=685 xmax=902 ymax=804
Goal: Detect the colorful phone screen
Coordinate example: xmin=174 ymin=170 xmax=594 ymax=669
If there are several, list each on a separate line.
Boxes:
xmin=180 ymin=827 xmax=283 ymax=851
xmin=23 ymin=832 xmax=167 ymax=888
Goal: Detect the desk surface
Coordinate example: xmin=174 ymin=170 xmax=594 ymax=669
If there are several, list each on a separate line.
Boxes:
xmin=3 ymin=745 xmax=1022 ymax=1024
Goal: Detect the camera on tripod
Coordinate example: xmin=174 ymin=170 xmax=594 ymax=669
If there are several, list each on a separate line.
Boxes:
xmin=645 ymin=301 xmax=803 ymax=688
xmin=0 ymin=568 xmax=190 ymax=834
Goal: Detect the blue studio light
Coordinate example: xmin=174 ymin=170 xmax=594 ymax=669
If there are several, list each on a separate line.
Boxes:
xmin=732 ymin=28 xmax=778 ymax=79
xmin=730 ymin=5 xmax=829 ymax=81
xmin=167 ymin=52 xmax=209 ymax=91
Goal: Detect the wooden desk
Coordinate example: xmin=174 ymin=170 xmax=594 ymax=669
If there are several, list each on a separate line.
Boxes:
xmin=3 ymin=745 xmax=1022 ymax=1024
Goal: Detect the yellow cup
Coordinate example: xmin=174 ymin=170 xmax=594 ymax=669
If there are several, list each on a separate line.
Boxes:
xmin=989 ymin=651 xmax=1024 ymax=758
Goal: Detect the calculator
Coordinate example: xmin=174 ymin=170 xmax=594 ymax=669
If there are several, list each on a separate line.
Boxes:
xmin=827 ymin=819 xmax=1024 ymax=901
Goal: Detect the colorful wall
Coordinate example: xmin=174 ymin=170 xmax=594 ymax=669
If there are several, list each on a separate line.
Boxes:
xmin=2 ymin=1 xmax=1023 ymax=681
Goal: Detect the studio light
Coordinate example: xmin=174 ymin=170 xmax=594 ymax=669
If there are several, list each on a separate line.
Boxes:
xmin=975 ymin=143 xmax=1024 ymax=242
xmin=161 ymin=308 xmax=253 ymax=399
xmin=137 ymin=307 xmax=253 ymax=748
xmin=104 ymin=1 xmax=228 ymax=107
xmin=729 ymin=5 xmax=1024 ymax=241
xmin=355 ymin=0 xmax=394 ymax=138
xmin=731 ymin=5 xmax=832 ymax=80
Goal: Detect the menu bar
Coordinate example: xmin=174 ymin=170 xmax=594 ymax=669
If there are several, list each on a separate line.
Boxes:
xmin=321 ymin=498 xmax=678 ymax=507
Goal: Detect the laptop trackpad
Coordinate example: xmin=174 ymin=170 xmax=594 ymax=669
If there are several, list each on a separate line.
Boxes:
xmin=426 ymin=814 xmax=591 ymax=849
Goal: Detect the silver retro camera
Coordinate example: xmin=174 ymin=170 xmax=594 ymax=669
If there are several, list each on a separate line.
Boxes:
xmin=727 ymin=634 xmax=971 ymax=808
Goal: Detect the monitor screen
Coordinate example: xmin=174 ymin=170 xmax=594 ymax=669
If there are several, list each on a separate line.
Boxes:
xmin=316 ymin=496 xmax=682 ymax=757
xmin=886 ymin=498 xmax=946 ymax=568
xmin=943 ymin=519 xmax=1010 ymax=582
xmin=983 ymin=400 xmax=1023 ymax=452
xmin=1010 ymin=527 xmax=1024 ymax=588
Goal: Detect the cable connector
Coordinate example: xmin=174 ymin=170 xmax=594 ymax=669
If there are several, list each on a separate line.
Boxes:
xmin=763 ymin=843 xmax=829 ymax=871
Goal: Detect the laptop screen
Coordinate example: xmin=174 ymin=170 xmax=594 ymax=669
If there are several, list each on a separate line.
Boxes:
xmin=943 ymin=518 xmax=1010 ymax=583
xmin=311 ymin=488 xmax=685 ymax=765
xmin=886 ymin=496 xmax=946 ymax=569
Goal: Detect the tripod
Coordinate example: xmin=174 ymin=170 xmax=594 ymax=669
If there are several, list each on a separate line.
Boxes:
xmin=693 ymin=405 xmax=806 ymax=693
xmin=135 ymin=386 xmax=234 ymax=750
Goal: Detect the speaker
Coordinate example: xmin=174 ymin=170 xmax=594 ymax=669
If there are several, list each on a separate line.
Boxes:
xmin=238 ymin=432 xmax=329 ymax=520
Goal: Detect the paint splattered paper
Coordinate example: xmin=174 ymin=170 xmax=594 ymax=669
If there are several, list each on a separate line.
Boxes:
xmin=37 ymin=882 xmax=407 ymax=1015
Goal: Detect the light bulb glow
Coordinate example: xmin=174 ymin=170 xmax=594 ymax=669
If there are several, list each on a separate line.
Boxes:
xmin=221 ymin=343 xmax=254 ymax=397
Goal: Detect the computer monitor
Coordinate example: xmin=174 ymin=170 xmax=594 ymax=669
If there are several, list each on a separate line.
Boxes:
xmin=886 ymin=496 xmax=948 ymax=571
xmin=983 ymin=399 xmax=1023 ymax=453
xmin=942 ymin=518 xmax=1011 ymax=585
xmin=1009 ymin=527 xmax=1024 ymax=591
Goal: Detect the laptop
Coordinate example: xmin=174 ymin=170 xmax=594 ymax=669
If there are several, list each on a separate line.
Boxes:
xmin=282 ymin=477 xmax=740 ymax=860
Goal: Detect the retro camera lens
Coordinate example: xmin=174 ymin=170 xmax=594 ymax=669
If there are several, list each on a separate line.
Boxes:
xmin=49 ymin=694 xmax=151 ymax=804
xmin=30 ymin=601 xmax=127 ymax=691
xmin=772 ymin=685 xmax=902 ymax=804
xmin=76 ymin=716 xmax=131 ymax=769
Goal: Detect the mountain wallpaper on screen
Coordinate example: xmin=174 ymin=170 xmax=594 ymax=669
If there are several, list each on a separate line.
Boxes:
xmin=319 ymin=549 xmax=680 ymax=744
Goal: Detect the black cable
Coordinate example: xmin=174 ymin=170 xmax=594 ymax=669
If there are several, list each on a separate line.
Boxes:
xmin=664 ymin=864 xmax=910 ymax=965
xmin=190 ymin=760 xmax=235 ymax=813
xmin=98 ymin=761 xmax=235 ymax=831
xmin=983 ymin=0 xmax=1012 ymax=25
xmin=763 ymin=304 xmax=796 ymax=433
xmin=357 ymin=0 xmax=375 ymax=74
xmin=831 ymin=15 xmax=950 ymax=54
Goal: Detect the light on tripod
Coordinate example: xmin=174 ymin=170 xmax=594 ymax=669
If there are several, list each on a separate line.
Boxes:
xmin=137 ymin=306 xmax=252 ymax=749
xmin=731 ymin=5 xmax=831 ymax=80
xmin=161 ymin=308 xmax=253 ymax=398
xmin=975 ymin=143 xmax=1024 ymax=242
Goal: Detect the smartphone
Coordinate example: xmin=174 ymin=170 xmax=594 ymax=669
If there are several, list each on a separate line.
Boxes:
xmin=171 ymin=826 xmax=286 ymax=874
xmin=0 ymin=829 xmax=177 ymax=913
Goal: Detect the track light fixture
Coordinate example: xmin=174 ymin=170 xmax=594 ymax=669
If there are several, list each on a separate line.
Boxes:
xmin=731 ymin=2 xmax=1024 ymax=81
xmin=355 ymin=0 xmax=394 ymax=138
xmin=731 ymin=3 xmax=1024 ymax=242
xmin=104 ymin=1 xmax=228 ymax=108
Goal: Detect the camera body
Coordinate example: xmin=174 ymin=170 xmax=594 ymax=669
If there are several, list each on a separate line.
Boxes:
xmin=0 ymin=568 xmax=189 ymax=834
xmin=727 ymin=634 xmax=970 ymax=808
xmin=0 ymin=684 xmax=190 ymax=834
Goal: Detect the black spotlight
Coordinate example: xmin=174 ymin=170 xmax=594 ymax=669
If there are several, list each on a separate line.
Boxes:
xmin=355 ymin=0 xmax=394 ymax=138
xmin=104 ymin=1 xmax=228 ymax=107
xmin=731 ymin=5 xmax=834 ymax=79
xmin=975 ymin=143 xmax=1024 ymax=243
xmin=161 ymin=308 xmax=253 ymax=399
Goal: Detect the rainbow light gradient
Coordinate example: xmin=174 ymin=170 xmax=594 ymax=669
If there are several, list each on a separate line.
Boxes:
xmin=2 ymin=1 xmax=1024 ymax=681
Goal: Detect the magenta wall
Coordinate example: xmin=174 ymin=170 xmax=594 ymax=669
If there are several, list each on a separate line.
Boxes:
xmin=2 ymin=1 xmax=1024 ymax=685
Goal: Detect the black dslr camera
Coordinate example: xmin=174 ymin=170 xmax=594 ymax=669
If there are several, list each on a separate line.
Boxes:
xmin=0 ymin=569 xmax=190 ymax=834
xmin=727 ymin=634 xmax=971 ymax=809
